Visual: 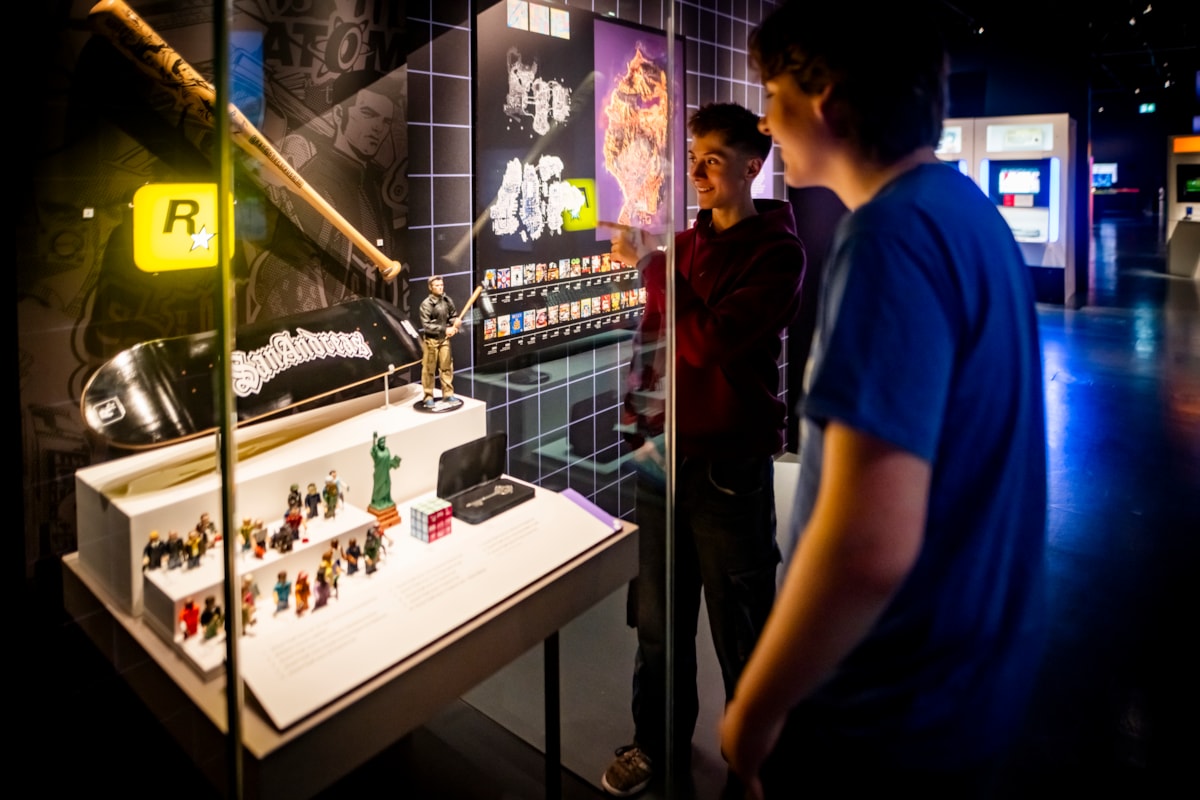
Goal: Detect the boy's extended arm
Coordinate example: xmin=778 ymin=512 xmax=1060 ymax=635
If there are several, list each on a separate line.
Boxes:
xmin=719 ymin=421 xmax=929 ymax=797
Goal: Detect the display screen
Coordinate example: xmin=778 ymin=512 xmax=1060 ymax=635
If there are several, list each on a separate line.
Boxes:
xmin=998 ymin=167 xmax=1041 ymax=195
xmin=1177 ymin=164 xmax=1200 ymax=202
xmin=986 ymin=158 xmax=1052 ymax=208
xmin=1092 ymin=162 xmax=1118 ymax=188
xmin=473 ymin=0 xmax=685 ymax=367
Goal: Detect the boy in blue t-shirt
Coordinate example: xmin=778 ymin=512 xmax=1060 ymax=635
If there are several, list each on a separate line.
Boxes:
xmin=721 ymin=4 xmax=1048 ymax=797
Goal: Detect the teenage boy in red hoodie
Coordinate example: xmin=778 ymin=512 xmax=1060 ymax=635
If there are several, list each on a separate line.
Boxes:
xmin=603 ymin=102 xmax=806 ymax=797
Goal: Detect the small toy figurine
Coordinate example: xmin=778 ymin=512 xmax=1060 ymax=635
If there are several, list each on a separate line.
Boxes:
xmin=369 ymin=432 xmax=402 ymax=512
xmin=329 ymin=470 xmax=347 ymax=502
xmin=295 ymin=571 xmax=311 ymax=615
xmin=166 ymin=530 xmax=185 ymax=569
xmin=270 ymin=521 xmax=294 ymax=554
xmin=241 ymin=575 xmax=260 ymax=632
xmin=273 ymin=571 xmax=292 ymax=613
xmin=201 ymin=595 xmax=223 ymax=640
xmin=287 ymin=483 xmax=302 ymax=511
xmin=418 ymin=274 xmax=461 ymax=406
xmin=323 ymin=476 xmax=341 ymax=519
xmin=363 ymin=525 xmax=382 ymax=574
xmin=252 ymin=519 xmax=268 ymax=558
xmin=329 ymin=540 xmax=343 ymax=597
xmin=314 ymin=568 xmax=331 ymax=609
xmin=305 ymin=483 xmax=321 ymax=519
xmin=196 ymin=512 xmax=220 ymax=547
xmin=239 ymin=518 xmax=255 ymax=552
xmin=179 ymin=597 xmax=200 ymax=639
xmin=344 ymin=537 xmax=361 ymax=575
xmin=142 ymin=530 xmax=164 ymax=571
xmin=184 ymin=527 xmax=206 ymax=569
xmin=285 ymin=502 xmax=305 ymax=541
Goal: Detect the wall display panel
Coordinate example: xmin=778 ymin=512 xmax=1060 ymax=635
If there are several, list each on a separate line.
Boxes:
xmin=472 ymin=0 xmax=685 ymax=368
xmin=1092 ymin=162 xmax=1118 ymax=188
xmin=982 ymin=157 xmax=1058 ymax=245
xmin=969 ymin=113 xmax=1076 ymax=306
xmin=1176 ymin=163 xmax=1200 ymax=202
xmin=1166 ymin=135 xmax=1200 ymax=275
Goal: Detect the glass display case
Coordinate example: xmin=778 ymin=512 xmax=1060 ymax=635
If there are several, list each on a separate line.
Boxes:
xmin=19 ymin=0 xmax=799 ymax=795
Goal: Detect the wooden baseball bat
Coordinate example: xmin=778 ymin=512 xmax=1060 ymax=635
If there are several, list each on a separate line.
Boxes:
xmin=458 ymin=285 xmax=485 ymax=318
xmin=88 ymin=0 xmax=402 ymax=281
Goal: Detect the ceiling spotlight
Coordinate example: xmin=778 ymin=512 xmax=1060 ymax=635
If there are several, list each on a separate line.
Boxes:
xmin=1164 ymin=79 xmax=1171 ymax=88
xmin=1128 ymin=17 xmax=1136 ymax=25
xmin=1143 ymin=4 xmax=1151 ymax=13
xmin=1134 ymin=87 xmax=1141 ymax=94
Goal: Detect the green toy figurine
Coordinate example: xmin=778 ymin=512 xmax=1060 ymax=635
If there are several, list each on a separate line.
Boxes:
xmin=201 ymin=595 xmax=223 ymax=640
xmin=323 ymin=474 xmax=341 ymax=519
xmin=369 ymin=432 xmax=402 ymax=511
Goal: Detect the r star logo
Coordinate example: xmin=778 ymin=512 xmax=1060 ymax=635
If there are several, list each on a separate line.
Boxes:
xmin=132 ymin=183 xmax=233 ymax=271
xmin=190 ymin=225 xmax=216 ymax=252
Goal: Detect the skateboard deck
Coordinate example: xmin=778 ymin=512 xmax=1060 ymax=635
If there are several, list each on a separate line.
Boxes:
xmin=82 ymin=298 xmax=423 ymax=450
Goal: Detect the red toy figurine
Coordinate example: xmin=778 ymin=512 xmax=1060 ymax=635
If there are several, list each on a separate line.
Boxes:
xmin=179 ymin=597 xmax=200 ymax=639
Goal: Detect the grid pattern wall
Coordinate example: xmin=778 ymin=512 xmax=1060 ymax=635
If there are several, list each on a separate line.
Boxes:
xmin=405 ymin=0 xmax=784 ymax=521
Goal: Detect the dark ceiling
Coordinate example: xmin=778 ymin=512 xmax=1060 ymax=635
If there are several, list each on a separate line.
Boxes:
xmin=939 ymin=0 xmax=1198 ymax=119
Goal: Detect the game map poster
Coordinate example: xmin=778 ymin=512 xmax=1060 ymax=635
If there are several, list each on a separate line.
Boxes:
xmin=472 ymin=0 xmax=685 ymax=367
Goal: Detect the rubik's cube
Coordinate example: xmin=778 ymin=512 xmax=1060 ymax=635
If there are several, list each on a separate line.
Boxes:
xmin=411 ymin=497 xmax=453 ymax=543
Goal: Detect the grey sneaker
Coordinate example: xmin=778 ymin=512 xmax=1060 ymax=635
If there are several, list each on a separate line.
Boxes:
xmin=601 ymin=745 xmax=652 ymax=796
xmin=423 ymin=398 xmax=436 ymax=409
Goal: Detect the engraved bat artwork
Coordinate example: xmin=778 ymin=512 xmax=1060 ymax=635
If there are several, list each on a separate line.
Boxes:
xmin=88 ymin=0 xmax=402 ymax=281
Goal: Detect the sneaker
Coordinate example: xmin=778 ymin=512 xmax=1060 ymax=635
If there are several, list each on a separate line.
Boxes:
xmin=442 ymin=394 xmax=455 ymax=403
xmin=601 ymin=745 xmax=652 ymax=797
xmin=423 ymin=398 xmax=436 ymax=409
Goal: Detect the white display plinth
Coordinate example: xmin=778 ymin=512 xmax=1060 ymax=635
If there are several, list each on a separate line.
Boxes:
xmin=75 ymin=387 xmax=486 ymax=618
xmin=62 ymin=514 xmax=638 ymax=798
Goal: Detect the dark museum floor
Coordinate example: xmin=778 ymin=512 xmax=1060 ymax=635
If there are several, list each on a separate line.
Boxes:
xmin=21 ymin=214 xmax=1200 ymax=798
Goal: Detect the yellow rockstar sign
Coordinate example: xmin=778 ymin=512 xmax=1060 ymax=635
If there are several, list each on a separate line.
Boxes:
xmin=132 ymin=183 xmax=233 ymax=271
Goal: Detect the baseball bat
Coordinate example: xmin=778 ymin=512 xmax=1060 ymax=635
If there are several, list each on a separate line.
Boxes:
xmin=458 ymin=285 xmax=485 ymax=318
xmin=88 ymin=0 xmax=402 ymax=281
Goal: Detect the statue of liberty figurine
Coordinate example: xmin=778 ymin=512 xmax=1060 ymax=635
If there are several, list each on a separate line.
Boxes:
xmin=369 ymin=432 xmax=402 ymax=512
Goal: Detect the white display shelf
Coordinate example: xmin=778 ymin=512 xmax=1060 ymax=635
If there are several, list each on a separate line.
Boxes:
xmin=75 ymin=386 xmax=486 ymax=618
xmin=142 ymin=502 xmax=379 ymax=678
